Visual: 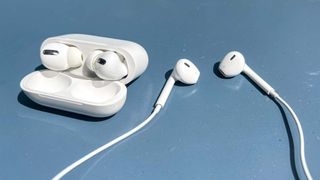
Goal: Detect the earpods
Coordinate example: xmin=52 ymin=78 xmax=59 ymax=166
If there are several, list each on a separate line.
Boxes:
xmin=155 ymin=59 xmax=200 ymax=107
xmin=85 ymin=50 xmax=128 ymax=80
xmin=218 ymin=51 xmax=313 ymax=180
xmin=40 ymin=43 xmax=83 ymax=71
xmin=219 ymin=51 xmax=276 ymax=96
xmin=52 ymin=58 xmax=200 ymax=179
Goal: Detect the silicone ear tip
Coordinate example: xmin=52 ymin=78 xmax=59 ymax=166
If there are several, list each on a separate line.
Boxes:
xmin=68 ymin=47 xmax=83 ymax=67
xmin=85 ymin=50 xmax=104 ymax=71
xmin=118 ymin=63 xmax=128 ymax=77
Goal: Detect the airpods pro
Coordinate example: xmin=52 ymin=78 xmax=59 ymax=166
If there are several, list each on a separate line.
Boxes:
xmin=41 ymin=43 xmax=83 ymax=71
xmin=21 ymin=34 xmax=148 ymax=117
xmin=85 ymin=50 xmax=128 ymax=80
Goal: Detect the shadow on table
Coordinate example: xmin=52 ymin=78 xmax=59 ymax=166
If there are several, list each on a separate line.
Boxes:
xmin=272 ymin=98 xmax=299 ymax=180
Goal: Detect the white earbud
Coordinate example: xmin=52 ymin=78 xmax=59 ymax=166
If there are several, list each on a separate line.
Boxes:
xmin=219 ymin=51 xmax=277 ymax=97
xmin=155 ymin=59 xmax=200 ymax=107
xmin=218 ymin=51 xmax=314 ymax=180
xmin=41 ymin=43 xmax=83 ymax=71
xmin=85 ymin=50 xmax=128 ymax=80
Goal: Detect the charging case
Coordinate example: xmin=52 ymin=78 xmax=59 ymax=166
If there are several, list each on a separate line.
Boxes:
xmin=20 ymin=34 xmax=148 ymax=117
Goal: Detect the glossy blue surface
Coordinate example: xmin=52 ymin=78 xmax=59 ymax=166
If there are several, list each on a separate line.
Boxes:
xmin=0 ymin=0 xmax=319 ymax=179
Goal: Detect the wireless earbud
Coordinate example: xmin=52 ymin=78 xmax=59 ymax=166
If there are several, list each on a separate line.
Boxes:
xmin=219 ymin=51 xmax=277 ymax=97
xmin=155 ymin=59 xmax=200 ymax=107
xmin=85 ymin=50 xmax=128 ymax=80
xmin=218 ymin=51 xmax=313 ymax=180
xmin=40 ymin=43 xmax=83 ymax=71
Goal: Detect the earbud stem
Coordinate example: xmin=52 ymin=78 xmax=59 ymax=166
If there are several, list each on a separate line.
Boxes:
xmin=243 ymin=64 xmax=277 ymax=96
xmin=155 ymin=76 xmax=176 ymax=107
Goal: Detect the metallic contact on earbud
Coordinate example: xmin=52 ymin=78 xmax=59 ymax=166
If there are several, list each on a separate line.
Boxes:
xmin=43 ymin=50 xmax=59 ymax=55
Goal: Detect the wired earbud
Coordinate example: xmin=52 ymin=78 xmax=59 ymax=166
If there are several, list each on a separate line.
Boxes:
xmin=53 ymin=58 xmax=200 ymax=180
xmin=156 ymin=59 xmax=200 ymax=107
xmin=218 ymin=51 xmax=313 ymax=180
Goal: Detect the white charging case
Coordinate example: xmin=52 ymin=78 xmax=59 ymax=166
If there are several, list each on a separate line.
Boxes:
xmin=20 ymin=34 xmax=148 ymax=117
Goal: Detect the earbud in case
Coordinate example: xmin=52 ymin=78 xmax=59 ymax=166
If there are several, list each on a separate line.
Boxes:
xmin=20 ymin=34 xmax=148 ymax=117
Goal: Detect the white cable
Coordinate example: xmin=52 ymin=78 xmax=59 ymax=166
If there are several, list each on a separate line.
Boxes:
xmin=52 ymin=105 xmax=162 ymax=180
xmin=275 ymin=95 xmax=313 ymax=180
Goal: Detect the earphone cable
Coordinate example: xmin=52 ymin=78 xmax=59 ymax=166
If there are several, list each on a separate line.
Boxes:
xmin=52 ymin=105 xmax=162 ymax=180
xmin=275 ymin=95 xmax=313 ymax=180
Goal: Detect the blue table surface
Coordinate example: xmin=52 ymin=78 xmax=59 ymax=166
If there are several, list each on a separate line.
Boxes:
xmin=0 ymin=0 xmax=319 ymax=179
